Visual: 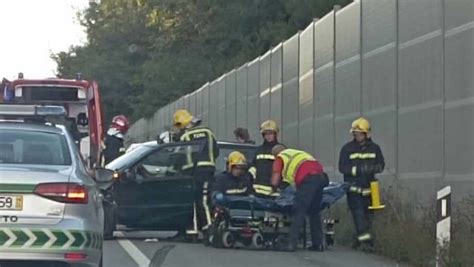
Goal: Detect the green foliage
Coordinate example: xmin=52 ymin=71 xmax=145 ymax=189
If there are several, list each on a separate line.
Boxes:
xmin=53 ymin=0 xmax=350 ymax=123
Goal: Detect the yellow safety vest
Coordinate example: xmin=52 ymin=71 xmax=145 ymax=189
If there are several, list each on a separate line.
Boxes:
xmin=277 ymin=149 xmax=315 ymax=186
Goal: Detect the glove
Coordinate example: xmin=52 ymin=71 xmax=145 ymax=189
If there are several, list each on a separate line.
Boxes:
xmin=358 ymin=164 xmax=375 ymax=176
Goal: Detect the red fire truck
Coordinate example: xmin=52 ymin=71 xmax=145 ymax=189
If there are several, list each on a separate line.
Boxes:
xmin=1 ymin=73 xmax=105 ymax=168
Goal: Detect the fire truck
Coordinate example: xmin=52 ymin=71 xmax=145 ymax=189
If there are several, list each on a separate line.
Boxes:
xmin=1 ymin=73 xmax=105 ymax=168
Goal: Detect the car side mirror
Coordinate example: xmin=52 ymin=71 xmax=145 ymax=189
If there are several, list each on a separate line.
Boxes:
xmin=94 ymin=168 xmax=114 ymax=183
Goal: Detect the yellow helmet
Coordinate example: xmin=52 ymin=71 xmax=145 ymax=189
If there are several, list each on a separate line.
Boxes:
xmin=350 ymin=117 xmax=371 ymax=134
xmin=173 ymin=109 xmax=193 ymax=129
xmin=260 ymin=120 xmax=279 ymax=134
xmin=227 ymin=151 xmax=247 ymax=170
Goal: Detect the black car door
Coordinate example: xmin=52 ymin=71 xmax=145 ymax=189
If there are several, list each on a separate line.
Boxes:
xmin=114 ymin=142 xmax=201 ymax=229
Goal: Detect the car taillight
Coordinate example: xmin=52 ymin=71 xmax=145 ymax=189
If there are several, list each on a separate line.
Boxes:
xmin=34 ymin=183 xmax=88 ymax=204
xmin=64 ymin=252 xmax=88 ymax=260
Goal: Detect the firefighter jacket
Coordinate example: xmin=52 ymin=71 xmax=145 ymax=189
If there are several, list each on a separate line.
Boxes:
xmin=249 ymin=140 xmax=281 ymax=196
xmin=102 ymin=128 xmax=125 ymax=166
xmin=338 ymin=139 xmax=385 ymax=189
xmin=214 ymin=171 xmax=253 ymax=196
xmin=180 ymin=126 xmax=219 ymax=172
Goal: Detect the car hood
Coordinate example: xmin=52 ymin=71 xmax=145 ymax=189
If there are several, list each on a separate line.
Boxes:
xmin=0 ymin=165 xmax=74 ymax=185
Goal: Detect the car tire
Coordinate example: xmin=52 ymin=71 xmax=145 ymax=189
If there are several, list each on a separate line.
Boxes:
xmin=103 ymin=203 xmax=116 ymax=240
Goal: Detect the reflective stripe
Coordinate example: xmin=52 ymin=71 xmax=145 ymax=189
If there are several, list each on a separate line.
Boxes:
xmin=253 ymin=184 xmax=279 ymax=196
xmin=203 ymin=182 xmax=212 ymax=226
xmin=197 ymin=161 xmax=215 ymax=167
xmin=278 ymin=149 xmax=315 ymax=186
xmin=248 ymin=167 xmax=257 ymax=178
xmin=349 ymin=186 xmax=362 ymax=194
xmin=350 ymin=153 xmax=376 ymax=160
xmin=226 ymin=188 xmax=248 ymax=194
xmin=187 ymin=203 xmax=198 ymax=234
xmin=256 ymin=154 xmax=275 ymax=160
xmin=361 ymin=188 xmax=372 ymax=196
xmin=351 ymin=166 xmax=357 ymax=176
xmin=349 ymin=186 xmax=371 ymax=196
xmin=358 ymin=233 xmax=372 ymax=241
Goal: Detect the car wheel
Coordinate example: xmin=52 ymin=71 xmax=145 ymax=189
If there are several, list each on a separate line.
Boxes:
xmin=251 ymin=232 xmax=264 ymax=249
xmin=103 ymin=203 xmax=116 ymax=240
xmin=221 ymin=231 xmax=234 ymax=249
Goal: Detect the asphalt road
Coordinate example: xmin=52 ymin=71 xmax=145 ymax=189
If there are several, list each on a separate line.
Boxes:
xmin=104 ymin=231 xmax=404 ymax=267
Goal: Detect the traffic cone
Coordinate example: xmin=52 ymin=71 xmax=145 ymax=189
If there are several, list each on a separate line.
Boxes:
xmin=368 ymin=181 xmax=385 ymax=210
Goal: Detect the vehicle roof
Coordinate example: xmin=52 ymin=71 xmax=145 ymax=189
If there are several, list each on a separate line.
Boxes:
xmin=11 ymin=79 xmax=89 ymax=88
xmin=136 ymin=140 xmax=257 ymax=148
xmin=0 ymin=122 xmax=65 ymax=134
xmin=217 ymin=141 xmax=257 ymax=148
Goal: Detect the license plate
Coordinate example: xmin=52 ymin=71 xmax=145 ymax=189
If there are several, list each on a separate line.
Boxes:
xmin=0 ymin=195 xmax=23 ymax=210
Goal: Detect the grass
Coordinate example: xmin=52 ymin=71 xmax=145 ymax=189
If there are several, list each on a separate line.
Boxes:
xmin=325 ymin=186 xmax=474 ymax=266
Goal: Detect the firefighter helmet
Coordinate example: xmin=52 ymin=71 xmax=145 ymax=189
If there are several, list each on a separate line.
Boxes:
xmin=260 ymin=120 xmax=279 ymax=134
xmin=111 ymin=115 xmax=130 ymax=134
xmin=228 ymin=151 xmax=247 ymax=170
xmin=173 ymin=109 xmax=193 ymax=130
xmin=350 ymin=117 xmax=371 ymax=134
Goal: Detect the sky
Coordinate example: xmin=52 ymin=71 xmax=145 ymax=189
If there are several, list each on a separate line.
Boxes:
xmin=0 ymin=0 xmax=89 ymax=80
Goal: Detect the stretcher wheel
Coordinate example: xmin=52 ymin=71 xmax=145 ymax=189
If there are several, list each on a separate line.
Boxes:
xmin=251 ymin=233 xmax=264 ymax=249
xmin=221 ymin=231 xmax=235 ymax=248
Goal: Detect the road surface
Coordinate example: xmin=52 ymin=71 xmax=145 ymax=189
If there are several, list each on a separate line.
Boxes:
xmin=104 ymin=231 xmax=404 ymax=267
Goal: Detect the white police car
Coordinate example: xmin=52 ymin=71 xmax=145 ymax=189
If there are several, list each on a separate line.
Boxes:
xmin=0 ymin=105 xmax=110 ymax=267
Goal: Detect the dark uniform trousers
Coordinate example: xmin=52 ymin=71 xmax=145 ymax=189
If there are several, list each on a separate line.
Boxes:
xmin=193 ymin=169 xmax=214 ymax=233
xmin=339 ymin=139 xmax=385 ymax=243
xmin=290 ymin=174 xmax=328 ymax=248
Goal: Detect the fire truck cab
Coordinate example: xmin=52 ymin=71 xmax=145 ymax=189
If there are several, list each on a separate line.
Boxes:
xmin=1 ymin=73 xmax=104 ymax=168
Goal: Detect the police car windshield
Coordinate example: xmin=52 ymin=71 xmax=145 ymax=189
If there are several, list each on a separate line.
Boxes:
xmin=106 ymin=144 xmax=154 ymax=170
xmin=0 ymin=129 xmax=71 ymax=165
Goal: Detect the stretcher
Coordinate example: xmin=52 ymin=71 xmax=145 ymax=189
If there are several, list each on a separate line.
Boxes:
xmin=206 ymin=182 xmax=349 ymax=249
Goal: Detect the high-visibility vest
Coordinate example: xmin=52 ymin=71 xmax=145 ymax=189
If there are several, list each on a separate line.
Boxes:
xmin=277 ymin=149 xmax=315 ymax=186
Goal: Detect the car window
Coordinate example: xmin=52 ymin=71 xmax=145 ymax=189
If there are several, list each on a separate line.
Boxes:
xmin=0 ymin=129 xmax=71 ymax=165
xmin=215 ymin=145 xmax=256 ymax=173
xmin=135 ymin=143 xmax=203 ymax=180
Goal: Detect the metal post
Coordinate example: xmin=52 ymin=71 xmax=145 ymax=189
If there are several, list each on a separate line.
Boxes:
xmin=436 ymin=186 xmax=451 ymax=267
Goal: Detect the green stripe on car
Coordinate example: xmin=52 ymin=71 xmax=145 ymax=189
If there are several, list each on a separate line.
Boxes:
xmin=11 ymin=230 xmax=28 ymax=247
xmin=0 ymin=229 xmax=101 ymax=250
xmin=0 ymin=184 xmax=36 ymax=193
xmin=31 ymin=230 xmax=49 ymax=247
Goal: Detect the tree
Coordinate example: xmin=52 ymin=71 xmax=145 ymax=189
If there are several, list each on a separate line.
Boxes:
xmin=54 ymin=0 xmax=350 ymax=122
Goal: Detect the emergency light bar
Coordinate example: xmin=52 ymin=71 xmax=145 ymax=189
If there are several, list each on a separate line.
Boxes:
xmin=0 ymin=104 xmax=66 ymax=117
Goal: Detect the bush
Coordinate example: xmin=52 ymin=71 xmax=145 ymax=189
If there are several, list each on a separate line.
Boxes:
xmin=327 ymin=186 xmax=474 ymax=266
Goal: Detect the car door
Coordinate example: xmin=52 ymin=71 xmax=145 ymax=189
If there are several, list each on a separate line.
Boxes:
xmin=114 ymin=142 xmax=200 ymax=229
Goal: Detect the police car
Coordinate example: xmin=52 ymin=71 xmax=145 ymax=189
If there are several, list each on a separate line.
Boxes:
xmin=104 ymin=140 xmax=256 ymax=233
xmin=0 ymin=105 xmax=111 ymax=267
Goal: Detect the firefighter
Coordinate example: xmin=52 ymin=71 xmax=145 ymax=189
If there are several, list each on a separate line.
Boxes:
xmin=213 ymin=151 xmax=253 ymax=197
xmin=249 ymin=120 xmax=282 ymax=198
xmin=173 ymin=109 xmax=219 ymax=235
xmin=101 ymin=115 xmax=130 ymax=166
xmin=338 ymin=117 xmax=385 ymax=248
xmin=271 ymin=145 xmax=328 ymax=252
